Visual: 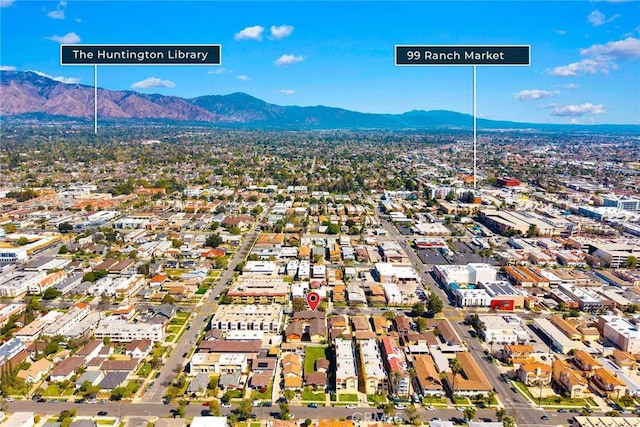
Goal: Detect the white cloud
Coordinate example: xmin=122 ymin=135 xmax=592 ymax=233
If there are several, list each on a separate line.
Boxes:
xmin=46 ymin=32 xmax=81 ymax=44
xmin=0 ymin=65 xmax=16 ymax=71
xmin=236 ymin=75 xmax=250 ymax=81
xmin=513 ymin=89 xmax=558 ymax=100
xmin=278 ymin=89 xmax=295 ymax=95
xmin=587 ymin=9 xmax=620 ymax=26
xmin=554 ymin=29 xmax=567 ymax=35
xmin=0 ymin=0 xmax=15 ymax=8
xmin=549 ymin=58 xmax=617 ymax=76
xmin=29 ymin=70 xmax=80 ymax=84
xmin=208 ymin=68 xmax=231 ymax=75
xmin=270 ymin=25 xmax=294 ymax=40
xmin=561 ymin=83 xmax=580 ymax=90
xmin=540 ymin=103 xmax=560 ymax=109
xmin=274 ymin=54 xmax=306 ymax=66
xmin=580 ymin=37 xmax=640 ymax=60
xmin=550 ymin=103 xmax=605 ymax=117
xmin=47 ymin=1 xmax=67 ymax=19
xmin=131 ymin=77 xmax=175 ymax=89
xmin=234 ymin=25 xmax=264 ymax=41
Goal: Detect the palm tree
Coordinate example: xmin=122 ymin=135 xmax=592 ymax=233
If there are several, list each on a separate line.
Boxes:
xmin=449 ymin=358 xmax=463 ymax=397
xmin=391 ymin=370 xmax=403 ymax=397
xmin=407 ymin=367 xmax=417 ymax=396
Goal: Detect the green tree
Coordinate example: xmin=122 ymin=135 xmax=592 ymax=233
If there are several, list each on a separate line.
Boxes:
xmin=383 ymin=403 xmax=395 ymax=417
xmin=206 ymin=234 xmax=223 ymax=248
xmin=44 ymin=341 xmax=59 ymax=356
xmin=526 ymin=224 xmax=538 ymax=237
xmin=292 ymin=297 xmax=307 ymax=312
xmin=427 ymin=292 xmax=444 ymax=316
xmin=327 ymin=223 xmax=340 ymax=234
xmin=279 ymin=401 xmax=291 ymax=420
xmin=16 ymin=237 xmax=29 ymax=246
xmin=625 ymin=255 xmax=637 ymax=269
xmin=495 ymin=408 xmax=506 ymax=422
xmin=449 ymin=358 xmax=463 ymax=396
xmin=58 ymin=245 xmax=68 ymax=254
xmin=416 ymin=317 xmax=428 ymax=332
xmin=463 ymin=407 xmax=476 ymax=421
xmin=235 ymin=399 xmax=253 ymax=420
xmin=58 ymin=222 xmax=73 ymax=233
xmin=384 ymin=311 xmax=396 ymax=321
xmin=162 ymin=294 xmax=176 ymax=304
xmin=42 ymin=288 xmax=62 ymax=300
xmin=210 ymin=399 xmax=221 ymax=416
xmin=411 ymin=302 xmax=425 ymax=317
xmin=502 ymin=415 xmax=516 ymax=427
xmin=283 ymin=390 xmax=295 ymax=401
xmin=110 ymin=386 xmax=128 ymax=400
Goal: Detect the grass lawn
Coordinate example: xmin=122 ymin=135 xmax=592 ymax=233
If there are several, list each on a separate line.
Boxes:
xmin=513 ymin=381 xmax=588 ymax=407
xmin=251 ymin=423 xmax=260 ymax=427
xmin=302 ymin=387 xmax=326 ymax=402
xmin=196 ymin=288 xmax=207 ymax=295
xmin=137 ymin=362 xmax=152 ymax=378
xmin=164 ymin=268 xmax=187 ymax=277
xmin=96 ymin=420 xmax=116 ymax=425
xmin=304 ymin=346 xmax=327 ymax=373
xmin=176 ymin=312 xmax=189 ymax=319
xmin=165 ymin=334 xmax=176 ymax=342
xmin=166 ymin=325 xmax=182 ymax=333
xmin=422 ymin=396 xmax=448 ymax=406
xmin=338 ymin=394 xmax=358 ymax=402
xmin=169 ymin=317 xmax=187 ymax=326
xmin=367 ymin=394 xmax=387 ymax=404
xmin=453 ymin=396 xmax=471 ymax=405
xmin=250 ymin=379 xmax=273 ymax=400
xmin=44 ymin=385 xmax=62 ymax=396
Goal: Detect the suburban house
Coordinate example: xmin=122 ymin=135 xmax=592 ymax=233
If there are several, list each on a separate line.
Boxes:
xmin=500 ymin=344 xmax=534 ymax=366
xmin=50 ymin=356 xmax=85 ymax=383
xmin=17 ymin=358 xmax=53 ymax=384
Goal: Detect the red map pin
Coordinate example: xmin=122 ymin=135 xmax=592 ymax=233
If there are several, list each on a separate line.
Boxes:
xmin=306 ymin=291 xmax=321 ymax=311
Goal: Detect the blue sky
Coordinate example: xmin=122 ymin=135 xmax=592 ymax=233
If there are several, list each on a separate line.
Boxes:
xmin=1 ymin=0 xmax=639 ymax=124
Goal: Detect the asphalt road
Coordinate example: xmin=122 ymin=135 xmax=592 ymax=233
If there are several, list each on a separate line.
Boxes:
xmin=143 ymin=215 xmax=265 ymax=402
xmin=8 ymin=399 xmax=611 ymax=426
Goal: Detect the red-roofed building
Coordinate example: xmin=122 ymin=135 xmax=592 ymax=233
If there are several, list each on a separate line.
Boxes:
xmin=380 ymin=336 xmax=409 ymax=397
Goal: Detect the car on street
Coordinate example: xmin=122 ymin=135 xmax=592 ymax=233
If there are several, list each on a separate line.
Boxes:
xmin=345 ymin=405 xmax=357 ymax=409
xmin=262 ymin=402 xmax=272 ymax=407
xmin=426 ymin=406 xmax=435 ymax=411
xmin=250 ymin=414 xmax=257 ymax=419
xmin=394 ymin=404 xmax=406 ymax=410
xmin=308 ymin=403 xmax=318 ymax=408
xmin=558 ymin=409 xmax=567 ymax=413
xmin=541 ymin=416 xmax=550 ymax=420
xmin=5 ymin=398 xmax=14 ymax=402
xmin=97 ymin=411 xmax=108 ymax=416
xmin=221 ymin=403 xmax=232 ymax=408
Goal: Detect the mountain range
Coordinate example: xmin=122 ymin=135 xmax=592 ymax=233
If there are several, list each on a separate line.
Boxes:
xmin=1 ymin=70 xmax=637 ymax=132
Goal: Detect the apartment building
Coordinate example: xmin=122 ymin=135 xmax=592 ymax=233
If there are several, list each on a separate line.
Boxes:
xmin=93 ymin=319 xmax=164 ymax=342
xmin=359 ymin=339 xmax=387 ymax=395
xmin=210 ymin=304 xmax=283 ymax=333
xmin=380 ymin=336 xmax=409 ymax=397
xmin=42 ymin=303 xmax=90 ymax=337
xmin=598 ymin=315 xmax=640 ymax=353
xmin=335 ymin=338 xmax=358 ymax=395
xmin=226 ymin=278 xmax=289 ymax=304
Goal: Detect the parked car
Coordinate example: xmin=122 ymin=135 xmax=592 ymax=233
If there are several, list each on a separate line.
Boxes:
xmin=541 ymin=415 xmax=550 ymax=420
xmin=97 ymin=411 xmax=108 ymax=416
xmin=308 ymin=403 xmax=318 ymax=408
xmin=221 ymin=403 xmax=232 ymax=408
xmin=345 ymin=405 xmax=357 ymax=409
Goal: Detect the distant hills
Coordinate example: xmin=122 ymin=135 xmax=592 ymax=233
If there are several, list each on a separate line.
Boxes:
xmin=1 ymin=70 xmax=638 ymax=132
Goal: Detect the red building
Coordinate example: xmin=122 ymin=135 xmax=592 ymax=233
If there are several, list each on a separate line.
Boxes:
xmin=497 ymin=177 xmax=521 ymax=187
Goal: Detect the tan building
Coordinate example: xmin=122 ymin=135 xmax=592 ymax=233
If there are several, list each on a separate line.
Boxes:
xmin=553 ymin=359 xmax=589 ymax=398
xmin=412 ymin=355 xmax=444 ymax=396
xmin=573 ymin=350 xmax=602 ymax=377
xmin=501 ymin=344 xmax=534 ymax=366
xmin=516 ymin=362 xmax=552 ymax=386
xmin=445 ymin=352 xmax=492 ymax=396
xmin=226 ymin=279 xmax=289 ymax=304
xmin=335 ymin=338 xmax=358 ymax=395
xmin=591 ymin=367 xmax=626 ymax=399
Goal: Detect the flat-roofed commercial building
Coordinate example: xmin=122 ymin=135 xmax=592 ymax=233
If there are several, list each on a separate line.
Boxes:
xmin=211 ymin=304 xmax=283 ymax=334
xmin=533 ymin=318 xmax=581 ymax=354
xmin=558 ymin=283 xmax=604 ymax=312
xmin=480 ymin=315 xmax=529 ymax=345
